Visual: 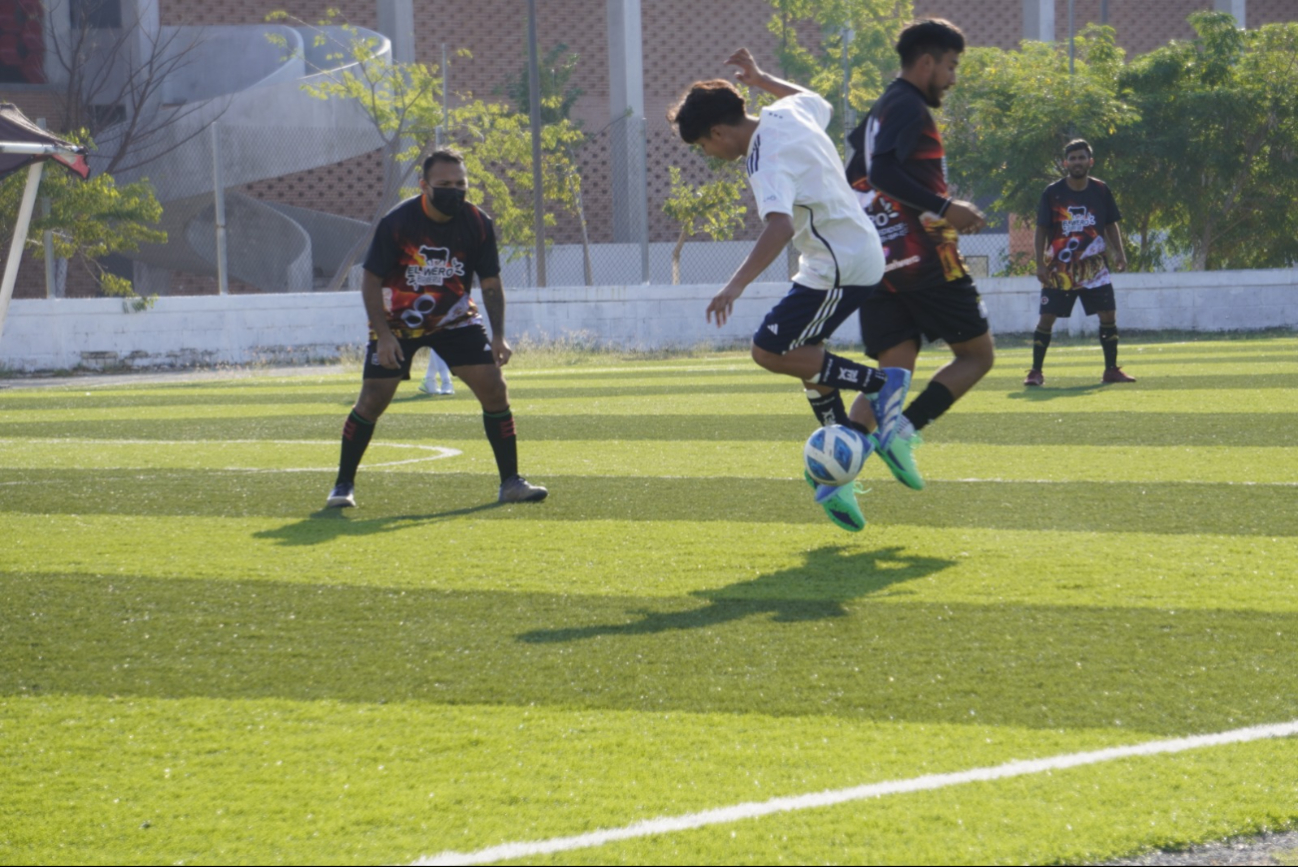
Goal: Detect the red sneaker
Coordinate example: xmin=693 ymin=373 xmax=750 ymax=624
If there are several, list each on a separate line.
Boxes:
xmin=1102 ymin=367 xmax=1136 ymax=383
xmin=1023 ymin=369 xmax=1044 ymax=387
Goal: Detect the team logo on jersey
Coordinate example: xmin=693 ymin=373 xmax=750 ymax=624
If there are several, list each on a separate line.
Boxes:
xmin=406 ymin=245 xmax=466 ymax=288
xmin=1061 ymin=206 xmax=1097 ymax=235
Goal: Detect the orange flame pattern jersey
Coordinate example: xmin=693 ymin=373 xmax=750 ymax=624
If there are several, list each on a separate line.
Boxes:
xmin=846 ymin=78 xmax=968 ymax=293
xmin=1036 ymin=177 xmax=1122 ymax=291
xmin=361 ymin=196 xmax=501 ymax=339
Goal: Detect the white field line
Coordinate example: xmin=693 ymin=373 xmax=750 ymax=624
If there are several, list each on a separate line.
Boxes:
xmin=413 ymin=719 xmax=1298 ymax=867
xmin=0 ymin=438 xmax=459 ymax=472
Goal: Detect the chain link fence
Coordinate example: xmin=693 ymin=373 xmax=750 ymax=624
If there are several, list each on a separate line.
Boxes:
xmin=114 ymin=113 xmax=1065 ymax=296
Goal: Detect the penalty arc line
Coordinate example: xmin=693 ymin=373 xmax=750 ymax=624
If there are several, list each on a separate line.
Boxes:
xmin=412 ymin=718 xmax=1298 ymax=866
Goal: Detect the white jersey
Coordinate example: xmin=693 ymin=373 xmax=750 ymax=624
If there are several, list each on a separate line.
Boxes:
xmin=745 ymin=90 xmax=884 ymax=290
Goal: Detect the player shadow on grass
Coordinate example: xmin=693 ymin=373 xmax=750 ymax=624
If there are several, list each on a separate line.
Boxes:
xmin=254 ymin=502 xmax=502 ymax=546
xmin=517 ymin=545 xmax=955 ymax=644
xmin=1006 ymin=382 xmax=1107 ymax=401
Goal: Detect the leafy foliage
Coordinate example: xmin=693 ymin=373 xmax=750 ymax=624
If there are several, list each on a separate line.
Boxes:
xmin=0 ymin=136 xmax=165 ymax=298
xmin=662 ymin=161 xmax=749 ymax=284
xmin=766 ymin=0 xmax=913 ymax=147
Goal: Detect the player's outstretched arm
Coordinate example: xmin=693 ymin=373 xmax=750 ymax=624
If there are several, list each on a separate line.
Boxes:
xmin=480 ymin=276 xmax=512 ymax=366
xmin=707 ymin=213 xmax=795 ymax=327
xmin=726 ymin=48 xmax=806 ymax=100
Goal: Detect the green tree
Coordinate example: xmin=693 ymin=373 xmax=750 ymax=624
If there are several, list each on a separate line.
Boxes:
xmin=767 ymin=0 xmax=913 ymax=148
xmin=1111 ymin=13 xmax=1298 ymax=270
xmin=662 ymin=161 xmax=748 ymax=285
xmin=941 ymin=25 xmax=1136 ymax=228
xmin=499 ymin=43 xmax=596 ymax=285
xmin=0 ymin=142 xmax=165 ymax=299
xmin=277 ymin=17 xmax=588 ymax=285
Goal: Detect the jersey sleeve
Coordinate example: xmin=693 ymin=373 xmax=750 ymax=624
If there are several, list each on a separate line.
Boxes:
xmin=473 ymin=211 xmax=501 ymax=280
xmin=1036 ymin=189 xmax=1053 ymax=229
xmin=789 ymin=89 xmax=832 ymax=130
xmin=1103 ymin=183 xmax=1122 ymax=225
xmin=362 ymin=215 xmax=400 ymax=279
xmin=747 ymin=131 xmax=797 ymax=220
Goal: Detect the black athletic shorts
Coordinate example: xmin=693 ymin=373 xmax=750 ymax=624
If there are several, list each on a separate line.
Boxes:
xmin=362 ymin=323 xmax=496 ymax=380
xmin=1040 ymin=283 xmax=1116 ymax=317
xmin=860 ymin=278 xmax=990 ymax=359
xmin=752 ymin=282 xmax=875 ymax=354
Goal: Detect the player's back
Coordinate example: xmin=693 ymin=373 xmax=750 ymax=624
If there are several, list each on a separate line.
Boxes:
xmin=747 ymin=91 xmax=882 ymax=289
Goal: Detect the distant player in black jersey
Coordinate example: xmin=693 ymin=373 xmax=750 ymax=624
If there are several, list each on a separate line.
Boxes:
xmin=844 ymin=18 xmax=994 ymax=491
xmin=326 ymin=148 xmax=547 ymax=508
xmin=1026 ymin=139 xmax=1134 ymax=386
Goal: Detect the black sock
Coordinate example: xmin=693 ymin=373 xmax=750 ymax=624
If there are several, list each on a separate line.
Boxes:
xmin=484 ymin=407 xmax=519 ymax=483
xmin=1032 ymin=329 xmax=1052 ymax=371
xmin=902 ymin=381 xmax=956 ymax=432
xmin=814 ymin=351 xmax=886 ymax=393
xmin=806 ymin=389 xmax=847 ymax=427
xmin=336 ymin=409 xmax=375 ymax=485
xmin=1100 ymin=325 xmax=1119 ymax=369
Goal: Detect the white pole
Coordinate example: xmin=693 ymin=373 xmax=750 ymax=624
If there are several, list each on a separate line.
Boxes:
xmin=37 ymin=118 xmax=55 ymax=299
xmin=211 ymin=122 xmax=229 ymax=296
xmin=0 ymin=161 xmax=45 ymax=342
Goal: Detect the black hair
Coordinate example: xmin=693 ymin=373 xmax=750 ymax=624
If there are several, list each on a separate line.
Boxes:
xmin=423 ymin=147 xmax=465 ymax=178
xmin=1064 ymin=139 xmax=1093 ymax=157
xmin=896 ymin=18 xmax=966 ymax=68
xmin=667 ymin=79 xmax=747 ymax=144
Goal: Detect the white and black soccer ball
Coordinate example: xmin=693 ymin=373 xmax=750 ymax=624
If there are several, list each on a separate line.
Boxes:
xmin=804 ymin=424 xmax=868 ymax=486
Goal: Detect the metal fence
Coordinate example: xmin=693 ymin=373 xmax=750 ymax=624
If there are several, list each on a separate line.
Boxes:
xmin=111 ymin=115 xmax=1056 ymax=296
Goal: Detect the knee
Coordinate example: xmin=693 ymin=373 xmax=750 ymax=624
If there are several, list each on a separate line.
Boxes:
xmin=751 ymin=344 xmax=782 ymax=373
xmin=476 ymin=379 xmax=510 ymax=411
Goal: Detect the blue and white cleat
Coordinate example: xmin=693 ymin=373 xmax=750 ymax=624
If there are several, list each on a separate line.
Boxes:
xmin=868 ymin=367 xmax=912 ymax=453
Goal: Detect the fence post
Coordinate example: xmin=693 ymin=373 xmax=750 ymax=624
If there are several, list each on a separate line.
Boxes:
xmin=211 ymin=123 xmax=229 ymax=296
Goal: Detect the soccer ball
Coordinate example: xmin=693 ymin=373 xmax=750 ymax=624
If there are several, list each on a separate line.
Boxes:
xmin=804 ymin=425 xmax=868 ymax=486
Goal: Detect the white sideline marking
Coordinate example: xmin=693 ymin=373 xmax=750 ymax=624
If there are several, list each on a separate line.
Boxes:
xmin=0 ymin=438 xmax=459 ymax=472
xmin=412 ymin=719 xmax=1298 ymax=866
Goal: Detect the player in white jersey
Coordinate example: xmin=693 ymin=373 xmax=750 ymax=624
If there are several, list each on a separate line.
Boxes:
xmin=668 ymin=49 xmax=911 ymax=532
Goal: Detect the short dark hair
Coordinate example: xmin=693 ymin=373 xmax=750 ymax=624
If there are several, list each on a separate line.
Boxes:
xmin=896 ymin=18 xmax=966 ymax=68
xmin=1064 ymin=139 xmax=1093 ymax=157
xmin=667 ymin=79 xmax=747 ymax=144
xmin=423 ymin=147 xmax=465 ymax=178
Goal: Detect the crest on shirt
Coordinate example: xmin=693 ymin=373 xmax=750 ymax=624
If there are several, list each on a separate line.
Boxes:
xmin=405 ymin=245 xmax=466 ymax=288
xmin=1061 ymin=205 xmax=1097 ymax=235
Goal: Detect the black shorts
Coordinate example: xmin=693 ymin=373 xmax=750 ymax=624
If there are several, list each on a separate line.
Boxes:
xmin=1040 ymin=284 xmax=1116 ymax=317
xmin=860 ymin=278 xmax=990 ymax=359
xmin=362 ymin=323 xmax=495 ymax=380
xmin=752 ymin=282 xmax=875 ymax=354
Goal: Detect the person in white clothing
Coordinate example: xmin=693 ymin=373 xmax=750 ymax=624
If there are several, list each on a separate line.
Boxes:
xmin=419 ymin=349 xmax=455 ymax=395
xmin=667 ymin=48 xmax=911 ymax=532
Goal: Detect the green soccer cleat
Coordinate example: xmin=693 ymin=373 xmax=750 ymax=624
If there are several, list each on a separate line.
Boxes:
xmin=872 ymin=419 xmax=925 ymax=491
xmin=805 ymin=470 xmax=866 ymax=532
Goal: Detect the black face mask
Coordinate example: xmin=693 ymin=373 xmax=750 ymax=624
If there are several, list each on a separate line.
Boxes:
xmin=428 ymin=187 xmax=466 ymax=216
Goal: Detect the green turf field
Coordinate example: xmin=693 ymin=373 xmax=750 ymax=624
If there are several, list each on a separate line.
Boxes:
xmin=2 ymin=335 xmax=1297 ymax=865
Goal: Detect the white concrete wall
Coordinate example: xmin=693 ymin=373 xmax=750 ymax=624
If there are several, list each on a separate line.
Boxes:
xmin=2 ymin=269 xmax=1295 ymax=372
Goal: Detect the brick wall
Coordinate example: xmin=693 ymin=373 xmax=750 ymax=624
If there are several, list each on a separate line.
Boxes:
xmin=1249 ymin=0 xmax=1298 ymax=27
xmin=913 ymin=0 xmax=1023 ymax=49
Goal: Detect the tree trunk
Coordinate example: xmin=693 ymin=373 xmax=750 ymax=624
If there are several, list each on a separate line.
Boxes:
xmin=672 ymin=227 xmax=687 ymax=285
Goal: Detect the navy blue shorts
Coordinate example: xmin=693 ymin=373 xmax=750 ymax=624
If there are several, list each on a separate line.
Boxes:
xmin=1040 ymin=283 xmax=1116 ymax=317
xmin=362 ymin=323 xmax=496 ymax=380
xmin=752 ymin=282 xmax=875 ymax=354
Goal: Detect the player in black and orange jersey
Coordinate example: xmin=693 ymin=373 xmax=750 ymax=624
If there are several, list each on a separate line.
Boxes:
xmin=326 ymin=148 xmax=547 ymax=508
xmin=1026 ymin=139 xmax=1134 ymax=386
xmin=844 ymin=18 xmax=994 ymax=490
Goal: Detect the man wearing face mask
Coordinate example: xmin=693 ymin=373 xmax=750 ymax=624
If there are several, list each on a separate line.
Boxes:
xmin=326 ymin=148 xmax=548 ymax=508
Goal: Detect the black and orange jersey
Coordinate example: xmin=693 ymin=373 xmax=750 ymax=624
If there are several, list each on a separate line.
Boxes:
xmin=1036 ymin=177 xmax=1121 ymax=290
xmin=846 ymin=78 xmax=968 ymax=293
xmin=362 ymin=196 xmax=501 ymax=339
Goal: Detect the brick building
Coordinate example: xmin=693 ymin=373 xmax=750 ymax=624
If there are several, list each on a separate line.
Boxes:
xmin=1 ymin=0 xmax=1293 ymax=296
